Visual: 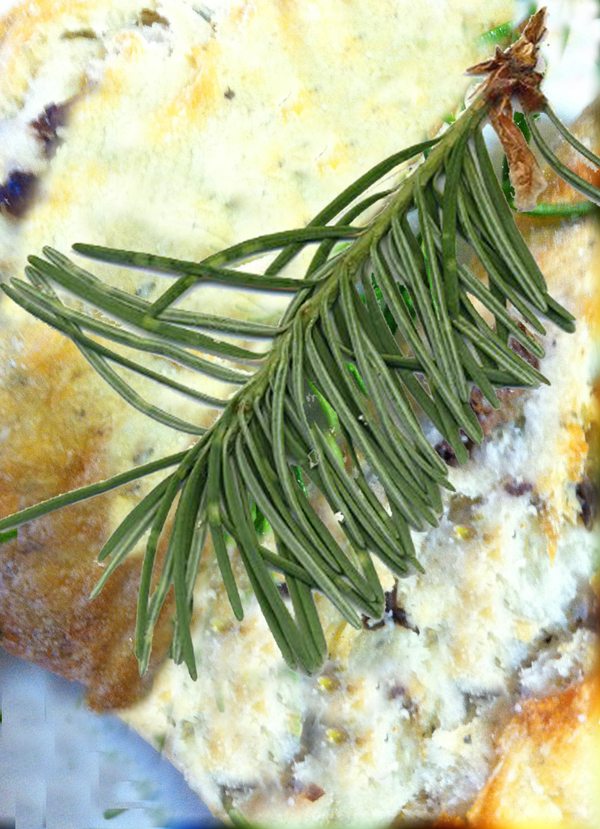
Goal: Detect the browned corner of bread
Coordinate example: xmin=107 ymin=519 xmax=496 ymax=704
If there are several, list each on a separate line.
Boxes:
xmin=466 ymin=677 xmax=600 ymax=828
xmin=0 ymin=332 xmax=172 ymax=710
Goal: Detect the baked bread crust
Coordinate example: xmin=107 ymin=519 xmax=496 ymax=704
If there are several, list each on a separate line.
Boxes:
xmin=0 ymin=326 xmax=174 ymax=709
xmin=467 ymin=677 xmax=600 ymax=827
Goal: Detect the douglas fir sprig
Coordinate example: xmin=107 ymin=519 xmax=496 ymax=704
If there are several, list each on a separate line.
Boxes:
xmin=1 ymin=9 xmax=599 ymax=677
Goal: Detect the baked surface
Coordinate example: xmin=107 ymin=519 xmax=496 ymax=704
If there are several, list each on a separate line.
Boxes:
xmin=0 ymin=1 xmax=598 ymax=826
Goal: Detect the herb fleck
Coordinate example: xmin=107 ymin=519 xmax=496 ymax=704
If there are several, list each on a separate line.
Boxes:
xmin=103 ymin=808 xmax=127 ymax=820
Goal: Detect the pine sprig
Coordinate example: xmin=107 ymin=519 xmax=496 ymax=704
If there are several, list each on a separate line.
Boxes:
xmin=1 ymin=9 xmax=599 ymax=676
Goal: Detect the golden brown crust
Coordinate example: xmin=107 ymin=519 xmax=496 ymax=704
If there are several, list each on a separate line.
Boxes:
xmin=0 ymin=326 xmax=172 ymax=709
xmin=466 ymin=677 xmax=600 ymax=828
xmin=428 ymin=679 xmax=600 ymax=828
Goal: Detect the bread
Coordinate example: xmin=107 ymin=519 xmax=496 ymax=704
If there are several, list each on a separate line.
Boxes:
xmin=0 ymin=0 xmax=597 ymax=826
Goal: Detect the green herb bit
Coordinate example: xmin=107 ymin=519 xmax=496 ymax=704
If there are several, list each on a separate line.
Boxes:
xmin=103 ymin=808 xmax=127 ymax=820
xmin=252 ymin=504 xmax=271 ymax=536
xmin=478 ymin=20 xmax=515 ymax=47
xmin=523 ymin=202 xmax=597 ymax=218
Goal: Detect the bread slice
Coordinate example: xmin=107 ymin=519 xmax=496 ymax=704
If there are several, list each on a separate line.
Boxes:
xmin=0 ymin=0 xmax=598 ymax=826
